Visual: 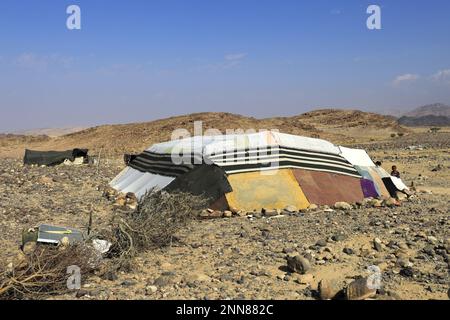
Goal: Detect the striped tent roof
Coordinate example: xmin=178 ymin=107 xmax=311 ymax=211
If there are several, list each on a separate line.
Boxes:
xmin=125 ymin=131 xmax=361 ymax=179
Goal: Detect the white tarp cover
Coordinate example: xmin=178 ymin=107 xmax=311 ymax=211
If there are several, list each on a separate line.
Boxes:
xmin=339 ymin=146 xmax=376 ymax=167
xmin=273 ymin=132 xmax=340 ymax=155
xmin=390 ymin=176 xmax=409 ymax=191
xmin=148 ymin=131 xmax=341 ymax=157
xmin=110 ymin=167 xmax=175 ymax=199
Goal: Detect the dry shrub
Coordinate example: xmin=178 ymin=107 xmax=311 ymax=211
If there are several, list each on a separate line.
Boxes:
xmin=108 ymin=190 xmax=208 ymax=263
xmin=0 ymin=244 xmax=100 ymax=300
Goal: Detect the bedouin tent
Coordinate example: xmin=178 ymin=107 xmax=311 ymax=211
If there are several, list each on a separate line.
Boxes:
xmin=110 ymin=132 xmax=407 ymax=211
xmin=24 ymin=149 xmax=88 ymax=166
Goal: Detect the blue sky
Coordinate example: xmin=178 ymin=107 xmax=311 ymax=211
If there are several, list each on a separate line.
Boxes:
xmin=0 ymin=0 xmax=449 ymax=131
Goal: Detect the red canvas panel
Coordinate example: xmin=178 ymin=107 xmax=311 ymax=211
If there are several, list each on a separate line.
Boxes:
xmin=292 ymin=169 xmax=364 ymax=205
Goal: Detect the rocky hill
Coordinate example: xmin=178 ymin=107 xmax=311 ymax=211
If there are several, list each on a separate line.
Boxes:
xmin=0 ymin=109 xmax=410 ymax=158
xmin=398 ymin=103 xmax=450 ymax=126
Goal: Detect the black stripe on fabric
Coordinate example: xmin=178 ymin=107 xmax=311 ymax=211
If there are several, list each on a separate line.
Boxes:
xmin=140 ymin=152 xmax=202 ymax=166
xmin=132 ymin=158 xmax=192 ymax=173
xmin=129 ymin=145 xmax=360 ymax=178
xmin=223 ymin=160 xmax=361 ymax=177
xmin=209 ymin=145 xmax=343 ymax=159
xmin=212 ymin=154 xmax=355 ymax=169
xmin=130 ymin=160 xmax=192 ymax=174
xmin=129 ymin=158 xmax=193 ymax=177
xmin=129 ymin=163 xmax=189 ymax=177
xmin=209 ymin=149 xmax=351 ymax=167
xmin=134 ymin=154 xmax=194 ymax=170
xmin=279 ymin=148 xmax=349 ymax=163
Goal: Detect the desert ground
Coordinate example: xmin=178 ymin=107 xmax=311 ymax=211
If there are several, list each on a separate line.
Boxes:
xmin=0 ymin=111 xmax=448 ymax=300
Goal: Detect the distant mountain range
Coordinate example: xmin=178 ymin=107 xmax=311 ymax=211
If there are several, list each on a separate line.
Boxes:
xmin=398 ymin=103 xmax=450 ymax=126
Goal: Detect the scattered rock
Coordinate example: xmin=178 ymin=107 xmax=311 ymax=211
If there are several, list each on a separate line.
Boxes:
xmin=223 ymin=211 xmax=233 ymax=218
xmin=145 ymin=285 xmax=158 ymax=294
xmin=153 ymin=274 xmax=176 ymax=287
xmin=334 ymin=202 xmax=352 ymax=211
xmin=431 ymin=164 xmax=443 ymax=172
xmin=102 ymin=271 xmax=118 ymax=281
xmin=369 ymin=199 xmax=383 ymax=208
xmin=316 ymin=239 xmax=327 ymax=247
xmin=397 ymin=258 xmax=412 ymax=268
xmin=318 ymin=279 xmax=342 ymax=300
xmin=284 ymin=205 xmax=297 ymax=213
xmin=346 ymin=278 xmax=377 ymax=300
xmin=332 ymin=234 xmax=347 ymax=242
xmin=427 ymin=236 xmax=438 ymax=244
xmin=282 ymin=247 xmax=296 ymax=254
xmin=399 ymin=267 xmax=415 ymax=278
xmin=264 ymin=210 xmax=280 ymax=217
xmin=114 ymin=197 xmax=127 ymax=207
xmin=373 ymin=238 xmax=383 ymax=252
xmin=286 ymin=255 xmax=311 ymax=274
xmin=39 ymin=176 xmax=54 ymax=185
xmin=343 ymin=247 xmax=354 ymax=255
xmin=294 ymin=273 xmax=314 ymax=284
xmin=121 ymin=279 xmax=137 ymax=287
xmin=22 ymin=241 xmax=37 ymax=255
xmin=384 ymin=198 xmax=398 ymax=208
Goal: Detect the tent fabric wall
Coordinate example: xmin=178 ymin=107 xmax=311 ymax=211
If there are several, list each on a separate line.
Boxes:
xmin=354 ymin=165 xmax=374 ymax=180
xmin=110 ymin=167 xmax=143 ymax=190
xmin=225 ymin=169 xmax=310 ymax=211
xmin=165 ymin=165 xmax=232 ymax=204
xmin=355 ymin=165 xmax=382 ymax=197
xmin=292 ymin=169 xmax=365 ymax=206
xmin=109 ymin=167 xmax=175 ymax=199
xmin=360 ymin=179 xmax=379 ymax=198
xmin=367 ymin=167 xmax=391 ymax=198
xmin=339 ymin=147 xmax=376 ymax=167
xmin=382 ymin=177 xmax=399 ymax=198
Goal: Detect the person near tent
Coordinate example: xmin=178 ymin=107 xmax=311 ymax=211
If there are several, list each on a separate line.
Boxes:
xmin=389 ymin=165 xmax=411 ymax=199
xmin=391 ymin=165 xmax=401 ymax=178
xmin=375 ymin=161 xmax=382 ymax=167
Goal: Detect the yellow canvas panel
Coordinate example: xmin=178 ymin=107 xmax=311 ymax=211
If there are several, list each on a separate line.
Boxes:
xmin=225 ymin=169 xmax=310 ymax=211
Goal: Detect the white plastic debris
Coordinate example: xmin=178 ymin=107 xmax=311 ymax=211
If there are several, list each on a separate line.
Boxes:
xmin=92 ymin=239 xmax=112 ymax=254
